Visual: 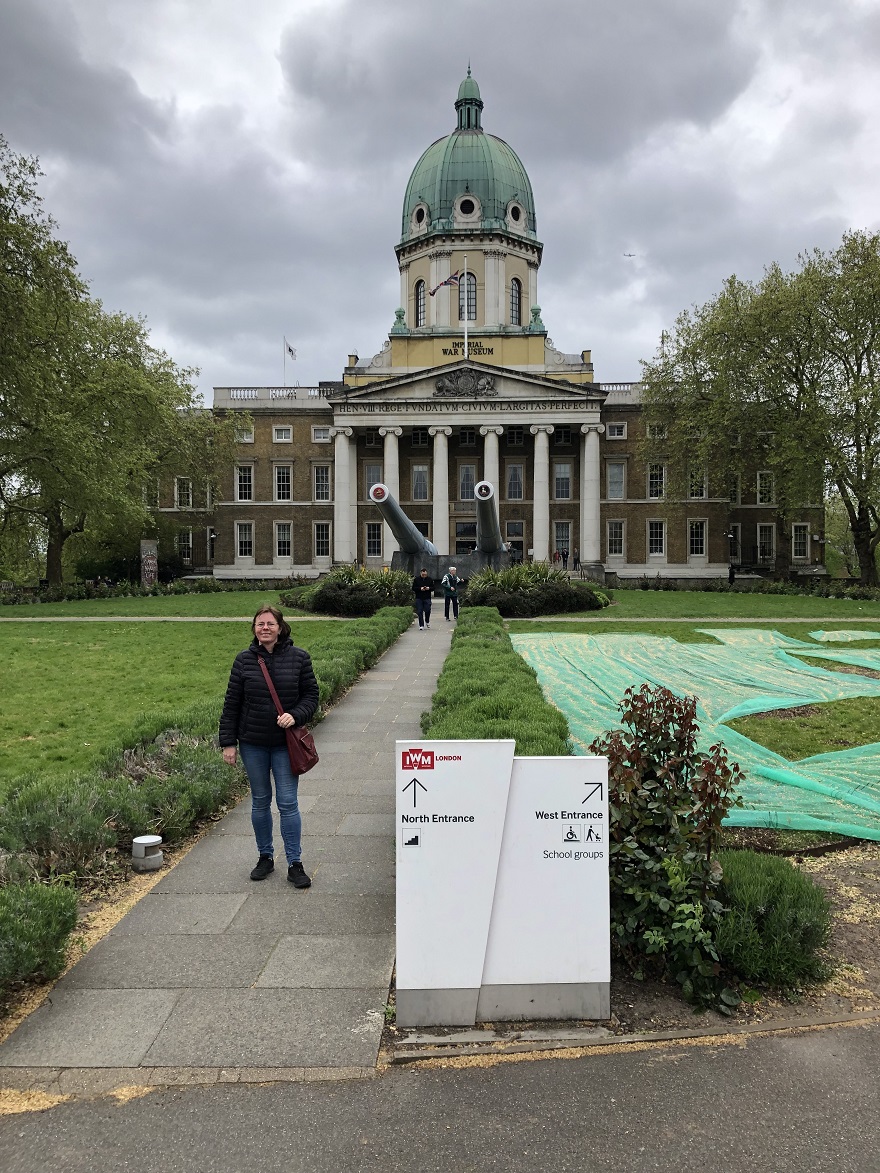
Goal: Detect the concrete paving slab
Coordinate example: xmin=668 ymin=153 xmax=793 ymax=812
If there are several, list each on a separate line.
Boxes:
xmin=143 ymin=989 xmax=387 ymax=1068
xmin=0 ymin=990 xmax=179 ymax=1068
xmin=57 ymin=934 xmax=279 ymax=990
xmin=336 ymin=814 xmax=395 ymax=836
xmin=311 ymin=794 xmax=395 ymax=814
xmin=297 ymin=773 xmax=366 ymax=796
xmin=108 ymin=893 xmax=247 ymax=935
xmin=227 ymin=893 xmax=395 ymax=936
xmin=256 ymin=935 xmax=396 ymax=989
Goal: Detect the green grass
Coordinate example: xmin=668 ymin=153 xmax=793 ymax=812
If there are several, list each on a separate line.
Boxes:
xmin=730 ymin=696 xmax=880 ymax=761
xmin=551 ymin=589 xmax=880 ymax=620
xmin=0 ymin=620 xmax=344 ymax=787
xmin=1 ymin=590 xmax=308 ymax=618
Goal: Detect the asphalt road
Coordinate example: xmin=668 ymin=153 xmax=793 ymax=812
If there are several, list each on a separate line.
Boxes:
xmin=3 ymin=1021 xmax=879 ymax=1173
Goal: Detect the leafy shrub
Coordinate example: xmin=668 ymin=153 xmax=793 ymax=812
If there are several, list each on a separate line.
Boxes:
xmin=590 ymin=685 xmax=744 ymax=1009
xmin=465 ymin=563 xmax=608 ymax=617
xmin=422 ymin=607 xmax=570 ymax=755
xmin=300 ymin=566 xmax=412 ymax=616
xmin=716 ymin=851 xmax=832 ymax=988
xmin=0 ymin=883 xmax=79 ymax=989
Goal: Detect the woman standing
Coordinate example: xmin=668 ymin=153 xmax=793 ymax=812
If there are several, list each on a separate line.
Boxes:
xmin=220 ymin=605 xmax=319 ymax=887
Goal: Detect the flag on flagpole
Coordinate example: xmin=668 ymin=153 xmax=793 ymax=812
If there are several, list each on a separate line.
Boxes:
xmin=284 ymin=339 xmax=297 ymax=360
xmin=429 ymin=270 xmax=461 ymax=297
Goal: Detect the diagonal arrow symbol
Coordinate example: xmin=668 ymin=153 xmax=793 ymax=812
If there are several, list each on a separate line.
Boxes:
xmin=581 ymin=781 xmax=604 ymax=804
xmin=402 ymin=777 xmax=428 ymax=808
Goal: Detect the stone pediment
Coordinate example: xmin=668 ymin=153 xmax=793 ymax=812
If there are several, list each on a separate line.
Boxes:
xmin=331 ymin=361 xmax=605 ymax=406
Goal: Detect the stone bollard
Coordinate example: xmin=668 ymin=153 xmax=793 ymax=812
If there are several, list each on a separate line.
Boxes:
xmin=132 ymin=834 xmax=164 ymax=872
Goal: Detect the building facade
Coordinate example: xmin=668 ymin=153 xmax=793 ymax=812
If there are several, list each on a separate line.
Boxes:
xmin=204 ymin=73 xmax=824 ymax=582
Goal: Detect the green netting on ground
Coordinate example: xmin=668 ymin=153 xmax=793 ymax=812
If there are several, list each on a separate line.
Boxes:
xmin=809 ymin=630 xmax=880 ymax=642
xmin=510 ymin=629 xmax=880 ymax=841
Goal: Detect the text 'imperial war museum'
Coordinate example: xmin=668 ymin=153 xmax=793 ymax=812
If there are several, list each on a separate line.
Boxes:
xmin=185 ymin=72 xmax=823 ymax=582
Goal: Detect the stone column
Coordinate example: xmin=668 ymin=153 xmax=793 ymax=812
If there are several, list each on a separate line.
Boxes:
xmin=580 ymin=424 xmax=605 ymax=579
xmin=429 ymin=425 xmax=452 ymax=555
xmin=330 ymin=426 xmax=353 ymax=563
xmin=479 ymin=425 xmax=503 ymax=493
xmin=530 ymin=425 xmax=554 ymax=562
xmin=399 ymin=262 xmax=410 ymax=324
xmin=379 ymin=426 xmax=402 ymax=559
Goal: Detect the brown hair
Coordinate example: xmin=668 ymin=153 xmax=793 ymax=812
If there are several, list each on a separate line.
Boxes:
xmin=251 ymin=604 xmax=291 ymax=642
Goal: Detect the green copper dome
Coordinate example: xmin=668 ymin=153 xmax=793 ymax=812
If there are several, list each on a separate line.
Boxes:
xmin=400 ymin=71 xmax=538 ymax=244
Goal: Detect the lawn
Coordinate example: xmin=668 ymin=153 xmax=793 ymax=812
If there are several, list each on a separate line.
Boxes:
xmin=0 ymin=620 xmax=342 ymax=787
xmin=0 ymin=590 xmax=306 ymax=618
xmin=568 ymin=589 xmax=880 ymax=620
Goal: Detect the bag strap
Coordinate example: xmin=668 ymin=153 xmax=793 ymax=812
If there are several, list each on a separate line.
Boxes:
xmin=257 ymin=655 xmax=285 ymax=718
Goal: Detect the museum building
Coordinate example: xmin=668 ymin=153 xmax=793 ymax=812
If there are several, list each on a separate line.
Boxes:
xmin=194 ymin=72 xmax=823 ymax=582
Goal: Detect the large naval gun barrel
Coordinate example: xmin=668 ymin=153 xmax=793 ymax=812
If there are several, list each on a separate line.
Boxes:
xmin=474 ymin=481 xmax=507 ymax=553
xmin=368 ymin=484 xmax=438 ymax=556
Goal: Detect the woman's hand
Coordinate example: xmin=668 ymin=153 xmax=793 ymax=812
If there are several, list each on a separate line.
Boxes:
xmin=222 ymin=746 xmax=237 ymax=766
xmin=277 ymin=713 xmax=296 ymax=729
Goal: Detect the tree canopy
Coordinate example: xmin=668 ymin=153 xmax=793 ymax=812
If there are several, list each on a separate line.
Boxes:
xmin=640 ymin=230 xmax=880 ymax=583
xmin=0 ymin=136 xmax=238 ymax=583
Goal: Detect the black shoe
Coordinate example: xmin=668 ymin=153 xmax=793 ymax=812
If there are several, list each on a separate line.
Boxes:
xmin=250 ymin=854 xmax=274 ymax=881
xmin=288 ymin=861 xmax=312 ymax=888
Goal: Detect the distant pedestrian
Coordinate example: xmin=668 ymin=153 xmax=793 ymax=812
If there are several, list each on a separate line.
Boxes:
xmin=219 ymin=605 xmax=319 ymax=887
xmin=561 ymin=548 xmax=569 ymax=570
xmin=441 ymin=565 xmax=463 ymax=621
xmin=553 ymin=549 xmax=560 ymax=564
xmin=573 ymin=548 xmax=580 ymax=571
xmin=412 ymin=567 xmax=436 ymax=630
xmin=728 ymin=564 xmax=736 ymax=586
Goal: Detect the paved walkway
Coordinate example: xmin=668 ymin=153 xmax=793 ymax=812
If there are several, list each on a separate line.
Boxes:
xmin=0 ymin=621 xmax=452 ymax=1091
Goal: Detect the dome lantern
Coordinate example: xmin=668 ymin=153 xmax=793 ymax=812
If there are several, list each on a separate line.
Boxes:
xmin=455 ymin=65 xmax=483 ymax=130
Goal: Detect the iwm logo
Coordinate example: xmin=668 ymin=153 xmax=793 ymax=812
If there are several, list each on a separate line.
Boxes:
xmin=402 ymin=749 xmax=434 ymax=770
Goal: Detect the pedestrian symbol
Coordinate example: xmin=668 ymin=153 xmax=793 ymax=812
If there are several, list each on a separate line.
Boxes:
xmin=583 ymin=824 xmax=603 ymax=844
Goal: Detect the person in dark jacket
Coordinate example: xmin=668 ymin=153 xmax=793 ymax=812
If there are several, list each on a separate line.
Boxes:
xmin=220 ymin=605 xmax=319 ymax=886
xmin=411 ymin=568 xmax=435 ymax=630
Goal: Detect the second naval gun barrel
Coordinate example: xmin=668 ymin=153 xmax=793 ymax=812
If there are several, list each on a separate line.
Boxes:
xmin=474 ymin=481 xmax=506 ymax=553
xmin=369 ymin=484 xmax=438 ymax=556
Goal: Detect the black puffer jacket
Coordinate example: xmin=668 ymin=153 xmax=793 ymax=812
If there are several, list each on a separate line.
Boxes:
xmin=219 ymin=637 xmax=320 ymax=748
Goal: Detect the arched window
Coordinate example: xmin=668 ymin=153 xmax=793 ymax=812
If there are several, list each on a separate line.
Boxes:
xmin=510 ymin=277 xmax=522 ymax=326
xmin=458 ymin=271 xmax=477 ymax=321
xmin=414 ymin=279 xmax=426 ymax=327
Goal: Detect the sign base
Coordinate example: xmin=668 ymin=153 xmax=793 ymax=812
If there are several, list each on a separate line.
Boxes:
xmin=397 ymin=983 xmax=610 ymax=1028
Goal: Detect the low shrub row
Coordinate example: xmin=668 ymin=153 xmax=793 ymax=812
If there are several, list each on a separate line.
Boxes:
xmin=0 ymin=576 xmax=310 ymax=606
xmin=627 ymin=575 xmax=880 ymax=601
xmin=0 ymin=606 xmax=412 ymax=995
xmin=464 ymin=563 xmax=610 ymax=617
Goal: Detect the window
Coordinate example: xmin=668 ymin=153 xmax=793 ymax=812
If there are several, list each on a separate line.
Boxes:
xmin=729 ymin=523 xmax=741 ymax=564
xmin=757 ymin=471 xmax=775 ymax=504
xmin=507 ymin=464 xmax=524 ymax=500
xmin=208 ymin=526 xmax=216 ymax=562
xmin=411 ymin=428 xmax=429 ymax=446
xmin=459 ymin=464 xmax=476 ymax=500
xmin=507 ymin=426 xmax=524 ymax=446
xmin=554 ymin=522 xmax=571 ymax=553
xmin=729 ymin=474 xmax=741 ymax=505
xmin=647 ymin=424 xmax=667 ymax=440
xmin=648 ymin=520 xmax=666 ymax=556
xmin=414 ymin=279 xmax=426 ymax=327
xmin=758 ymin=523 xmax=775 ymax=564
xmin=607 ymin=462 xmax=625 ymax=500
xmin=314 ymin=465 xmax=331 ymax=501
xmin=364 ymin=429 xmax=380 ymax=447
xmin=177 ymin=529 xmax=192 ymax=566
xmin=607 ymin=520 xmax=624 ymax=557
xmin=415 ymin=521 xmax=430 ymax=539
xmin=312 ymin=426 xmax=331 ymax=443
xmin=412 ymin=465 xmax=429 ymax=501
xmin=175 ymin=477 xmax=193 ymax=509
xmin=506 ymin=521 xmax=524 ymax=538
xmin=459 ymin=271 xmax=477 ymax=321
xmin=237 ymin=522 xmax=253 ymax=558
xmin=688 ymin=469 xmax=706 ymax=499
xmin=364 ymin=462 xmax=383 ymax=495
xmin=554 ymin=426 xmax=572 ymax=446
xmin=366 ymin=522 xmax=382 ymax=558
xmin=235 ymin=426 xmax=254 ymax=443
xmin=648 ymin=464 xmax=665 ymax=499
xmin=236 ymin=466 xmax=253 ymax=502
xmin=554 ymin=462 xmax=571 ymax=500
xmin=689 ymin=520 xmax=706 ymax=556
xmin=276 ymin=522 xmax=291 ymax=559
xmin=205 ymin=480 xmax=213 ymax=510
xmin=314 ymin=522 xmax=330 ymax=559
xmin=273 ymin=426 xmax=292 ymax=443
xmin=792 ymin=524 xmax=809 ymax=560
xmin=275 ymin=465 xmax=292 ymax=501
xmin=606 ymin=422 xmax=626 ymax=439
xmin=510 ymin=277 xmax=522 ymax=326
xmin=459 ymin=428 xmax=476 ymax=446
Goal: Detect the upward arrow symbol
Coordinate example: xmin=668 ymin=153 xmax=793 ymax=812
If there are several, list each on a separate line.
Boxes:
xmin=402 ymin=777 xmax=428 ymax=808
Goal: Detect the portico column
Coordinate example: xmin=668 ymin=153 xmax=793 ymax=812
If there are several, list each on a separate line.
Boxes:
xmin=479 ymin=425 xmax=503 ymax=491
xmin=379 ymin=426 xmax=402 ymax=559
xmin=580 ymin=424 xmax=605 ymax=575
xmin=429 ymin=425 xmax=452 ymax=555
xmin=530 ymin=425 xmax=554 ymax=562
xmin=330 ymin=426 xmax=353 ymax=563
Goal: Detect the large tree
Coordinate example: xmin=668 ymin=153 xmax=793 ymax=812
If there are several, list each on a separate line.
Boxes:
xmin=641 ymin=230 xmax=880 ymax=583
xmin=0 ymin=137 xmax=237 ymax=583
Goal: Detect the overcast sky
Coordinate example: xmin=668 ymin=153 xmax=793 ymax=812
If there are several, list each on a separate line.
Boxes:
xmin=2 ymin=0 xmax=879 ymax=401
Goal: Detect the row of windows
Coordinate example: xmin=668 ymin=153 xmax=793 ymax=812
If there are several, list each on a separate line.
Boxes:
xmin=605 ymin=521 xmax=811 ymax=561
xmin=412 ymin=275 xmax=523 ymax=327
xmin=605 ymin=465 xmax=777 ymax=503
xmin=236 ymin=425 xmax=330 ymax=444
xmin=234 ymin=521 xmax=333 ymax=561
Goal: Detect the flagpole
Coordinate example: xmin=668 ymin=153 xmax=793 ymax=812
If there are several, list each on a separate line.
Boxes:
xmin=283 ymin=337 xmax=287 ymax=387
xmin=463 ymin=253 xmax=469 ymax=362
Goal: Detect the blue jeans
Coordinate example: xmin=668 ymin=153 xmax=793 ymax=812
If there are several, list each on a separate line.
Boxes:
xmin=238 ymin=742 xmax=302 ymax=863
xmin=415 ymin=597 xmax=432 ymax=627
